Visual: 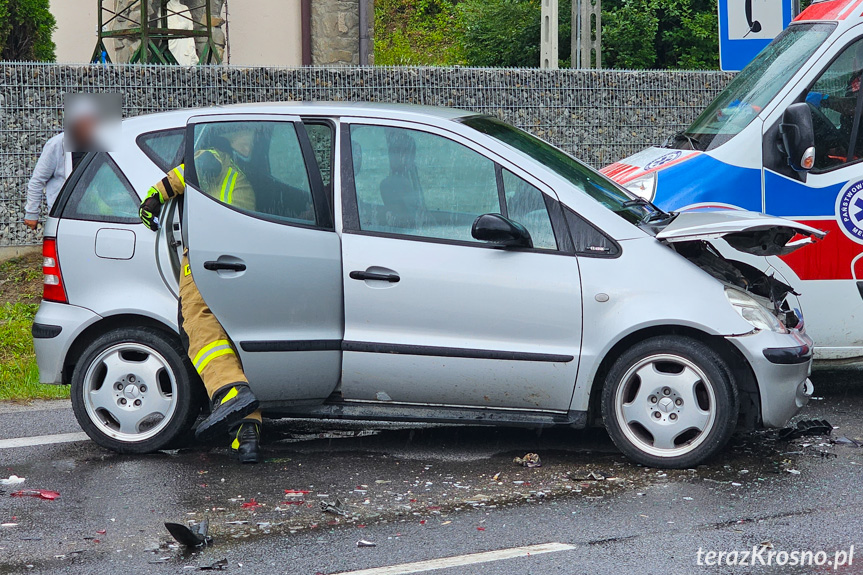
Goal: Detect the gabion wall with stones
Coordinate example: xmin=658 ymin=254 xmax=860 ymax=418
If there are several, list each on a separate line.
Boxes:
xmin=0 ymin=63 xmax=733 ymax=246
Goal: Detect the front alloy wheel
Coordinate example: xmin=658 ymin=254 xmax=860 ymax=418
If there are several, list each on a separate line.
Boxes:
xmin=602 ymin=336 xmax=738 ymax=468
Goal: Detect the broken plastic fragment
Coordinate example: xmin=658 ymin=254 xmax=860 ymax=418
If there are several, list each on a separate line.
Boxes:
xmin=777 ymin=419 xmax=833 ymax=441
xmin=199 ymin=558 xmax=227 ymax=571
xmin=165 ymin=519 xmax=211 ymax=548
xmin=241 ymin=499 xmax=262 ymax=509
xmin=320 ymin=499 xmax=348 ymax=517
xmin=513 ymin=453 xmax=541 ymax=468
xmin=357 ymin=540 xmax=377 ymax=547
xmin=0 ymin=476 xmax=25 ymax=486
xmin=10 ymin=490 xmax=59 ymax=500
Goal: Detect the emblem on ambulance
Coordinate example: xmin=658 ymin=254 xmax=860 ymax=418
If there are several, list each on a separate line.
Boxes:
xmin=837 ymin=179 xmax=863 ymax=244
xmin=644 ymin=151 xmax=682 ymax=171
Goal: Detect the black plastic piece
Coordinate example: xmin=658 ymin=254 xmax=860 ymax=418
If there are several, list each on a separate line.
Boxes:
xmin=165 ymin=519 xmax=211 ymax=547
xmin=31 ymin=323 xmax=62 ymax=339
xmin=778 ymin=419 xmax=832 ymax=441
xmin=762 ymin=343 xmax=812 ymax=365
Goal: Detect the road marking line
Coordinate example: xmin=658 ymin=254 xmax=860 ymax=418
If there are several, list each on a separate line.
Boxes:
xmin=333 ymin=542 xmax=576 ymax=575
xmin=0 ymin=432 xmax=90 ymax=449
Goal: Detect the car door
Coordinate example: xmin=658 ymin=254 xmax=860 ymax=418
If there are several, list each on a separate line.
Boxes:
xmin=183 ymin=114 xmax=343 ymax=403
xmin=339 ymin=119 xmax=582 ymax=412
xmin=763 ymin=35 xmax=863 ymax=354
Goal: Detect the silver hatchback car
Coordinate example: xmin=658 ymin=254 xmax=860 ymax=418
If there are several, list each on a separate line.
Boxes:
xmin=33 ymin=103 xmax=820 ymax=468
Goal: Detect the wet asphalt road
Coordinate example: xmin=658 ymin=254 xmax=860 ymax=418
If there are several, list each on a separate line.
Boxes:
xmin=2 ymin=371 xmax=863 ymax=574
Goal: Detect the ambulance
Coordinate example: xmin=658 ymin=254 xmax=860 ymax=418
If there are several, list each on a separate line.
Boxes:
xmin=603 ymin=0 xmax=863 ymax=366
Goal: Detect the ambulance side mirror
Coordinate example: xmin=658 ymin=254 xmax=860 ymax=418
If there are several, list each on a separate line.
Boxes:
xmin=780 ymin=103 xmax=816 ymax=172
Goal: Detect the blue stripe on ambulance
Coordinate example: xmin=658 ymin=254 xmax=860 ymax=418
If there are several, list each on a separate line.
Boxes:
xmin=652 ymin=154 xmax=762 ymax=213
xmin=764 ymin=170 xmax=846 ymax=217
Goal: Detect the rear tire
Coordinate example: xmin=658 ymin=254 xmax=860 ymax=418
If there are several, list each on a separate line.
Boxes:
xmin=601 ymin=335 xmax=738 ymax=468
xmin=71 ymin=327 xmax=203 ymax=453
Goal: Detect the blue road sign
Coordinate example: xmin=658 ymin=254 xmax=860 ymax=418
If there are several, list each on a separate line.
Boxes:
xmin=719 ymin=0 xmax=794 ymax=71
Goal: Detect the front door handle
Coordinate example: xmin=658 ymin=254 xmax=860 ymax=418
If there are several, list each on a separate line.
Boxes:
xmin=350 ymin=270 xmax=400 ymax=283
xmin=204 ymin=261 xmax=247 ymax=272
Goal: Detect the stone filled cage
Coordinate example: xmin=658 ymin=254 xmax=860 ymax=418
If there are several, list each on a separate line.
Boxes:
xmin=0 ymin=63 xmax=733 ymax=246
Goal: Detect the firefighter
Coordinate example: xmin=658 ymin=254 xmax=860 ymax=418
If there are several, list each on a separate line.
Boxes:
xmin=138 ymin=124 xmax=262 ymax=463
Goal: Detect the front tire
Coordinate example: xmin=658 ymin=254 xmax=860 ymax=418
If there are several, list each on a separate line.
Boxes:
xmin=601 ymin=335 xmax=738 ymax=468
xmin=71 ymin=327 xmax=203 ymax=453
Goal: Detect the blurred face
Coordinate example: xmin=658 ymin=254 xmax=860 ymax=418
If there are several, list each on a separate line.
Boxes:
xmin=70 ymin=115 xmax=98 ymax=150
xmin=226 ymin=129 xmax=254 ymax=158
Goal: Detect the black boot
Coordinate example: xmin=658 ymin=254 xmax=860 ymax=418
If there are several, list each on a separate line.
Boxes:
xmin=231 ymin=421 xmax=260 ymax=464
xmin=195 ymin=383 xmax=259 ymax=441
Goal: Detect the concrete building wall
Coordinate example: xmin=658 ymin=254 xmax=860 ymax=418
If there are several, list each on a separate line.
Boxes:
xmin=227 ymin=0 xmax=302 ymax=66
xmin=49 ymin=0 xmax=303 ymax=65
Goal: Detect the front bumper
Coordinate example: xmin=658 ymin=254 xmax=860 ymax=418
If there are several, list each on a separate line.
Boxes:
xmin=726 ymin=327 xmax=814 ymax=428
xmin=32 ymin=301 xmax=102 ymax=384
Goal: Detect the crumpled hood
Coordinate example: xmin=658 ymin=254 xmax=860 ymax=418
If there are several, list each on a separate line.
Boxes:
xmin=601 ymin=147 xmax=701 ymax=184
xmin=656 ymin=210 xmax=827 ymax=256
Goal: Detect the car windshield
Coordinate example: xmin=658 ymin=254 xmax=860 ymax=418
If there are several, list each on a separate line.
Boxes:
xmin=668 ymin=22 xmax=835 ymax=151
xmin=460 ymin=116 xmax=667 ymax=227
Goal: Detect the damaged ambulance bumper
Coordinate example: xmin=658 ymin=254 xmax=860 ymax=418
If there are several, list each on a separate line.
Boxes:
xmin=726 ymin=326 xmax=814 ymax=429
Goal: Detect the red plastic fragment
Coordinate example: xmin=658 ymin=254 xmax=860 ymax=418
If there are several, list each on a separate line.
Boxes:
xmin=477 ymin=527 xmax=486 ymax=531
xmin=284 ymin=490 xmax=311 ymax=495
xmin=96 ymin=529 xmax=106 ymax=535
xmin=241 ymin=498 xmax=261 ymax=509
xmin=10 ymin=490 xmax=60 ymax=500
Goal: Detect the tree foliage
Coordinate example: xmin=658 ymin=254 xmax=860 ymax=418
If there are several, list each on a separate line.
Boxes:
xmin=374 ymin=0 xmax=464 ymax=65
xmin=0 ymin=0 xmax=56 ymax=62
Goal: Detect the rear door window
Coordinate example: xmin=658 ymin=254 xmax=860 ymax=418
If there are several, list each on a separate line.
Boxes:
xmin=61 ymin=154 xmax=140 ymax=223
xmin=137 ymin=128 xmax=185 ymax=171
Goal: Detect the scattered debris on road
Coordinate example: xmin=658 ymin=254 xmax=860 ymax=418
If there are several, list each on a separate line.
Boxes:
xmin=199 ymin=558 xmax=228 ymax=571
xmin=10 ymin=489 xmax=59 ymax=500
xmin=513 ymin=453 xmax=542 ymax=468
xmin=165 ymin=519 xmax=212 ymax=547
xmin=320 ymin=499 xmax=349 ymax=517
xmin=834 ymin=435 xmax=861 ymax=447
xmin=778 ymin=419 xmax=833 ymax=441
xmin=0 ymin=475 xmax=25 ymax=486
xmin=357 ymin=539 xmax=377 ymax=547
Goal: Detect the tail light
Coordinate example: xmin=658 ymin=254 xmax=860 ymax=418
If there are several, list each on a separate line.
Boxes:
xmin=42 ymin=237 xmax=67 ymax=304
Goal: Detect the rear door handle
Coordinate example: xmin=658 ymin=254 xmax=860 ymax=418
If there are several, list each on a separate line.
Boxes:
xmin=350 ymin=270 xmax=400 ymax=283
xmin=204 ymin=261 xmax=247 ymax=272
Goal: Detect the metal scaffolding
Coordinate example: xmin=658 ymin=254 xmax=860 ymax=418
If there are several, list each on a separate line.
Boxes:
xmin=91 ymin=0 xmax=221 ymax=65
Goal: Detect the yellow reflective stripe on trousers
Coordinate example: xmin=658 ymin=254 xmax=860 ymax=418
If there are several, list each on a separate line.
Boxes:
xmin=226 ymin=171 xmax=238 ymax=204
xmin=193 ymin=339 xmax=231 ymax=373
xmin=196 ymin=347 xmax=235 ymax=374
xmin=219 ymin=168 xmax=233 ymax=203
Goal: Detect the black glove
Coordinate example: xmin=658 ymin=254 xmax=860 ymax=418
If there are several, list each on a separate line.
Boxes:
xmin=139 ymin=192 xmax=163 ymax=231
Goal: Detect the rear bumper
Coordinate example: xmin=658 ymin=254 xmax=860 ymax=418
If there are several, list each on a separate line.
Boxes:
xmin=32 ymin=301 xmax=101 ymax=385
xmin=726 ymin=328 xmax=814 ymax=428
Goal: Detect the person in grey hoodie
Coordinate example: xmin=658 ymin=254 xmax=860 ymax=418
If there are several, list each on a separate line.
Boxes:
xmin=23 ymin=133 xmax=68 ymax=230
xmin=24 ymin=99 xmax=100 ymax=229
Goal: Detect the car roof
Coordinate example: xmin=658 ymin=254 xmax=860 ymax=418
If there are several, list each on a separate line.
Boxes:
xmin=794 ymin=0 xmax=863 ymax=29
xmin=121 ymin=102 xmax=477 ymax=133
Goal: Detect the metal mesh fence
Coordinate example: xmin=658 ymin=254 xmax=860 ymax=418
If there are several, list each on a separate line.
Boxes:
xmin=0 ymin=63 xmax=733 ymax=246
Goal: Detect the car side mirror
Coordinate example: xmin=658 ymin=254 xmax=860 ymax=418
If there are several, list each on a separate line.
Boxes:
xmin=780 ymin=103 xmax=816 ymax=172
xmin=471 ymin=213 xmax=533 ymax=248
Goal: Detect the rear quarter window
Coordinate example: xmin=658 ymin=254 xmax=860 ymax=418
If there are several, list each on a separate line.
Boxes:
xmin=137 ymin=128 xmax=185 ymax=171
xmin=60 ymin=153 xmax=140 ymax=224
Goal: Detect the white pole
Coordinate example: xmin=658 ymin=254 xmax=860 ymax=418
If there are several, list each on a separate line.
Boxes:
xmin=540 ymin=0 xmax=559 ymax=69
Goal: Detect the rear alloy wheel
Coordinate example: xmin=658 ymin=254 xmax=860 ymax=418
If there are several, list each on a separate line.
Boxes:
xmin=601 ymin=336 xmax=738 ymax=468
xmin=71 ymin=327 xmax=203 ymax=453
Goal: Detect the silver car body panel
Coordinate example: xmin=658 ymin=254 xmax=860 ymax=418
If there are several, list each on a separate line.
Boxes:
xmin=34 ymin=102 xmax=814 ymax=429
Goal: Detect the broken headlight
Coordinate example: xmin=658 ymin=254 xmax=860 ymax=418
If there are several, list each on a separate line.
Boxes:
xmin=623 ymin=172 xmax=657 ymax=201
xmin=725 ymin=288 xmax=788 ymax=333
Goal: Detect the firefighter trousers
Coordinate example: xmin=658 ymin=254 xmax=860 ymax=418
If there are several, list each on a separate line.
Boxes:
xmin=179 ymin=254 xmax=262 ymax=425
